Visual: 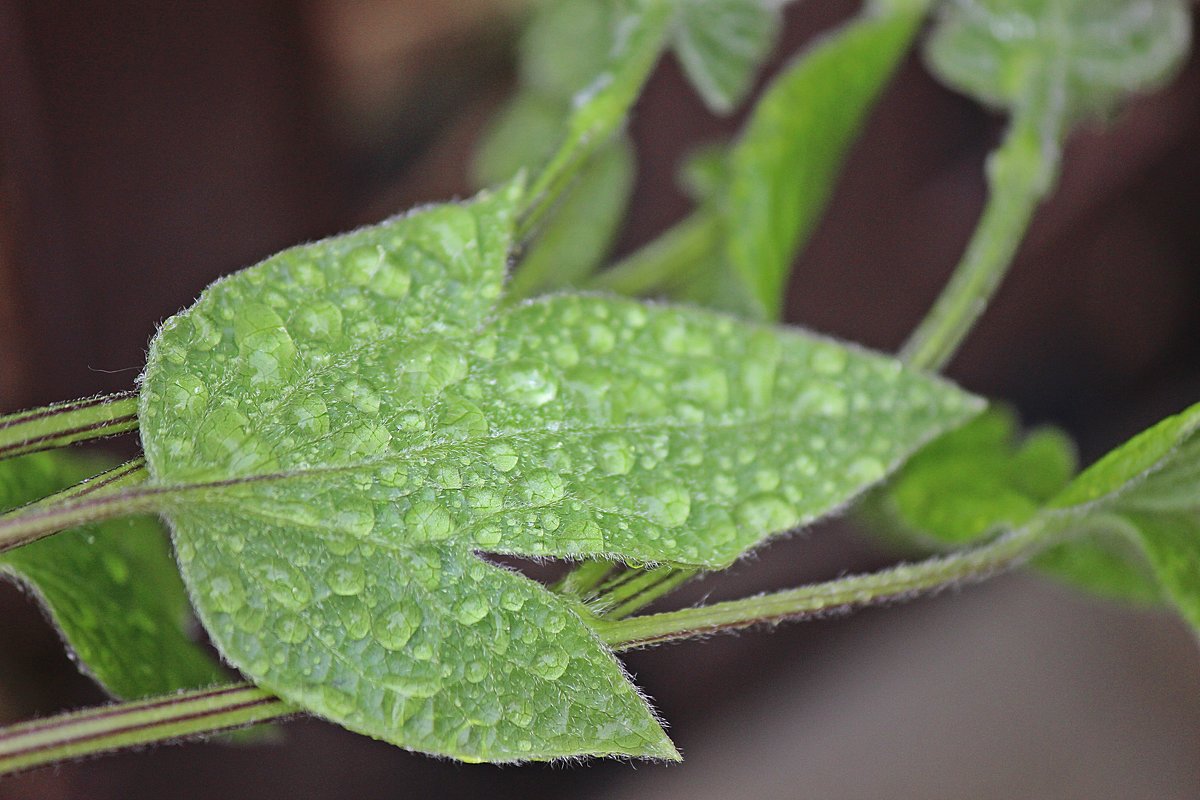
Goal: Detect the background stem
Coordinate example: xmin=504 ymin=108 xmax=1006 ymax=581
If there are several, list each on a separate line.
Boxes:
xmin=899 ymin=80 xmax=1065 ymax=372
xmin=0 ymin=683 xmax=293 ymax=776
xmin=0 ymin=392 xmax=139 ymax=461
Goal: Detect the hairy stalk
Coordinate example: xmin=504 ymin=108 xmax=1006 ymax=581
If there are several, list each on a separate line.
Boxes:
xmin=0 ymin=477 xmax=164 ymax=555
xmin=0 ymin=683 xmax=294 ymax=776
xmin=0 ymin=392 xmax=139 ymax=461
xmin=603 ymin=568 xmax=697 ymax=620
xmin=595 ymin=522 xmax=1053 ymax=648
xmin=516 ymin=0 xmax=674 ymax=241
xmin=899 ymin=75 xmax=1066 ymax=372
xmin=552 ymin=559 xmax=615 ymax=598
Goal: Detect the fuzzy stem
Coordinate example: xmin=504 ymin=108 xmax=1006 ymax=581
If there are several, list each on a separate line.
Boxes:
xmin=0 ymin=683 xmax=293 ymax=776
xmin=0 ymin=392 xmax=139 ymax=461
xmin=597 ymin=523 xmax=1051 ymax=648
xmin=899 ymin=74 xmax=1066 ymax=372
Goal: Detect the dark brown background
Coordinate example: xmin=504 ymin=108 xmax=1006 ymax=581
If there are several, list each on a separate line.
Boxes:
xmin=1 ymin=2 xmax=1198 ymax=798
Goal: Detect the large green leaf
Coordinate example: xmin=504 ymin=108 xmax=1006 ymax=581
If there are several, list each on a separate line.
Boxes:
xmin=925 ymin=0 xmax=1191 ymax=122
xmin=725 ymin=5 xmax=926 ymax=319
xmin=1046 ymin=402 xmax=1200 ymax=629
xmin=138 ymin=181 xmax=981 ymax=761
xmin=0 ymin=453 xmax=225 ymax=698
xmin=672 ymin=0 xmax=781 ymax=114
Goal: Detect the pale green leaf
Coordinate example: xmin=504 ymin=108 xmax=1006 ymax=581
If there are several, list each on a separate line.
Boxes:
xmin=726 ymin=6 xmax=925 ymax=318
xmin=673 ymin=0 xmax=781 ymax=114
xmin=877 ymin=407 xmax=1162 ymax=602
xmin=885 ymin=408 xmax=1075 ymax=545
xmin=1048 ymin=402 xmax=1200 ymax=629
xmin=925 ymin=0 xmax=1191 ymax=122
xmin=139 ymin=182 xmax=981 ymax=761
xmin=0 ymin=452 xmax=225 ymax=699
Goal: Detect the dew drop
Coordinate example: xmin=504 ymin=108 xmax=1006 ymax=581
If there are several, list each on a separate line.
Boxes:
xmin=735 ymin=493 xmax=798 ymax=533
xmin=475 ymin=525 xmax=503 ymax=547
xmin=373 ymin=602 xmax=420 ymax=650
xmin=523 ymin=470 xmax=566 ymax=505
xmin=262 ymin=560 xmax=313 ymax=611
xmin=846 ymin=456 xmax=886 ymax=484
xmin=189 ymin=313 xmax=224 ymax=351
xmin=810 ymin=345 xmax=848 ymax=375
xmin=454 ymin=596 xmax=490 ymax=626
xmin=405 ymin=500 xmax=454 ymax=541
xmin=167 ymin=374 xmax=209 ymax=416
xmin=276 ymin=615 xmax=309 ymax=645
xmin=501 ymin=361 xmax=558 ymax=407
xmin=344 ymin=244 xmax=383 ymax=285
xmin=464 ymin=661 xmax=488 ymax=684
xmin=293 ymin=301 xmax=343 ymax=343
xmin=594 ymin=434 xmax=635 ymax=476
xmin=369 ymin=255 xmax=412 ymax=299
xmin=327 ymin=562 xmax=366 ymax=596
xmin=207 ymin=570 xmax=247 ymax=614
xmin=486 ymin=442 xmax=519 ymax=473
xmin=499 ymin=589 xmax=526 ymax=612
xmin=530 ymin=647 xmax=570 ymax=681
xmin=639 ymin=481 xmax=692 ymax=527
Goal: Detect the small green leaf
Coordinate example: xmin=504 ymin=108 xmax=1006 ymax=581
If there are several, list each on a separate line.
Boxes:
xmin=1048 ymin=402 xmax=1200 ymax=629
xmin=877 ymin=407 xmax=1162 ymax=602
xmin=0 ymin=452 xmax=225 ymax=699
xmin=672 ymin=0 xmax=781 ymax=114
xmin=925 ymin=0 xmax=1191 ymax=123
xmin=885 ymin=408 xmax=1075 ymax=545
xmin=139 ymin=180 xmax=980 ymax=761
xmin=726 ymin=5 xmax=926 ymax=318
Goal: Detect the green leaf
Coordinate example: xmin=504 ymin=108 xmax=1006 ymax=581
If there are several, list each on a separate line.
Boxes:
xmin=0 ymin=452 xmax=225 ymax=699
xmin=877 ymin=407 xmax=1162 ymax=602
xmin=1047 ymin=402 xmax=1200 ymax=629
xmin=925 ymin=0 xmax=1191 ymax=123
xmin=518 ymin=0 xmax=632 ymax=104
xmin=725 ymin=5 xmax=926 ymax=319
xmin=138 ymin=182 xmax=981 ymax=761
xmin=885 ymin=408 xmax=1075 ymax=545
xmin=672 ymin=0 xmax=781 ymax=114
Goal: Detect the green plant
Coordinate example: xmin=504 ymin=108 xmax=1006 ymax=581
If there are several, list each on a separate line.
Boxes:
xmin=0 ymin=0 xmax=1195 ymax=774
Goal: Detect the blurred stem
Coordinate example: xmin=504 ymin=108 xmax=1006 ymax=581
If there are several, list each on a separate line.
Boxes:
xmin=899 ymin=73 xmax=1066 ymax=372
xmin=587 ymin=211 xmax=720 ymax=296
xmin=0 ymin=392 xmax=139 ymax=461
xmin=516 ymin=0 xmax=674 ymax=241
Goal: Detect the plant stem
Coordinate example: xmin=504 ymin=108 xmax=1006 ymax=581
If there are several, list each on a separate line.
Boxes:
xmin=597 ymin=523 xmax=1052 ymax=648
xmin=516 ymin=0 xmax=675 ymax=241
xmin=899 ymin=80 xmax=1066 ymax=372
xmin=0 ymin=683 xmax=293 ymax=776
xmin=0 ymin=392 xmax=139 ymax=461
xmin=551 ymin=559 xmax=615 ymax=598
xmin=0 ymin=478 xmax=162 ymax=555
xmin=603 ymin=568 xmax=697 ymax=620
xmin=586 ymin=211 xmax=720 ymax=296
